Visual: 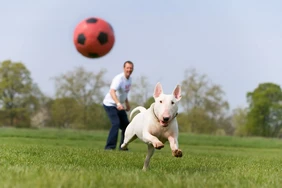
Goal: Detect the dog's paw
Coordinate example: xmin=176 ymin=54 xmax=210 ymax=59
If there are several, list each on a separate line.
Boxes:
xmin=153 ymin=141 xmax=164 ymax=150
xmin=172 ymin=149 xmax=183 ymax=157
xmin=120 ymin=143 xmax=127 ymax=149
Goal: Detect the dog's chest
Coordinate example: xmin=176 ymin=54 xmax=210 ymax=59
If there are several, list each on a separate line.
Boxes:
xmin=149 ymin=125 xmax=171 ymax=140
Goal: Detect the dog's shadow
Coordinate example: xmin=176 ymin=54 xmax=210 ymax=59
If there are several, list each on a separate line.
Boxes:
xmin=117 ymin=145 xmax=221 ymax=174
xmin=149 ymin=162 xmax=220 ymax=175
xmin=131 ymin=152 xmax=221 ymax=175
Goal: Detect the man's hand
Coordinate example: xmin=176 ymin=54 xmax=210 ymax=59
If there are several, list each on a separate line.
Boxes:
xmin=125 ymin=98 xmax=130 ymax=111
xmin=116 ymin=103 xmax=124 ymax=111
xmin=125 ymin=103 xmax=130 ymax=111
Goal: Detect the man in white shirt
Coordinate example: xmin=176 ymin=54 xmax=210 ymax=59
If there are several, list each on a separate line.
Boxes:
xmin=103 ymin=61 xmax=134 ymax=150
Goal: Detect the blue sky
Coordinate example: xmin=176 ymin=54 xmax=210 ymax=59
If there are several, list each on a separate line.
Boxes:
xmin=1 ymin=0 xmax=282 ymax=110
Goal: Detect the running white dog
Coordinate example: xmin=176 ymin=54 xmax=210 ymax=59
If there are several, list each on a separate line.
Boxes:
xmin=121 ymin=82 xmax=182 ymax=171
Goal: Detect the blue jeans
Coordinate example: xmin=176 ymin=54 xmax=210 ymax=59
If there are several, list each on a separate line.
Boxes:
xmin=103 ymin=104 xmax=129 ymax=150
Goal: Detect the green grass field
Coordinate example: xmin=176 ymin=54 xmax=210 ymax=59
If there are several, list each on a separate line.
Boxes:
xmin=0 ymin=128 xmax=282 ymax=188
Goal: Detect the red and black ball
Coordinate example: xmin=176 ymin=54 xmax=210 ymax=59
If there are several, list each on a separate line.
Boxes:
xmin=73 ymin=17 xmax=115 ymax=58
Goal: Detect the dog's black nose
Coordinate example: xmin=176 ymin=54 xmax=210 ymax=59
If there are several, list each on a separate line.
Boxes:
xmin=163 ymin=117 xmax=170 ymax=122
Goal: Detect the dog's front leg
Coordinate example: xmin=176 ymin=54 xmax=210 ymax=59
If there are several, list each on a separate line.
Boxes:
xmin=142 ymin=144 xmax=155 ymax=171
xmin=168 ymin=136 xmax=182 ymax=157
xmin=143 ymin=132 xmax=164 ymax=149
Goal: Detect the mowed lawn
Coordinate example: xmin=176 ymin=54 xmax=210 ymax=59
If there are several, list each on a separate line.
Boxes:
xmin=0 ymin=128 xmax=282 ymax=188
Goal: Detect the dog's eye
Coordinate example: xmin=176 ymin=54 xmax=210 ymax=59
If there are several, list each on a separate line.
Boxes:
xmin=171 ymin=101 xmax=174 ymax=105
xmin=160 ymin=100 xmax=162 ymax=103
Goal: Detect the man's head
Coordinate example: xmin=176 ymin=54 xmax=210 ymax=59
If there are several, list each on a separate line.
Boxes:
xmin=123 ymin=61 xmax=134 ymax=79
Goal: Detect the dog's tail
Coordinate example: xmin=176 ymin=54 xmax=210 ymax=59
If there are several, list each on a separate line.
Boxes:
xmin=129 ymin=106 xmax=146 ymax=121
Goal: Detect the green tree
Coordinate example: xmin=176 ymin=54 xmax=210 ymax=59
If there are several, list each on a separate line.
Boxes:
xmin=187 ymin=107 xmax=216 ymax=133
xmin=50 ymin=97 xmax=81 ymax=128
xmin=129 ymin=75 xmax=152 ymax=109
xmin=180 ymin=68 xmax=230 ymax=134
xmin=0 ymin=60 xmax=38 ymax=126
xmin=246 ymin=83 xmax=282 ymax=137
xmin=53 ymin=67 xmax=108 ymax=127
xmin=144 ymin=96 xmax=154 ymax=109
xmin=84 ymin=103 xmax=110 ymax=130
xmin=232 ymin=107 xmax=248 ymax=136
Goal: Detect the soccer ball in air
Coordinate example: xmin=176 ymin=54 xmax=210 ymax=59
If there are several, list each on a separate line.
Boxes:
xmin=73 ymin=17 xmax=115 ymax=58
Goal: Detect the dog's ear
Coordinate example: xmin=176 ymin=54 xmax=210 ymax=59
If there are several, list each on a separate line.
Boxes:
xmin=173 ymin=84 xmax=182 ymax=101
xmin=153 ymin=82 xmax=163 ymax=98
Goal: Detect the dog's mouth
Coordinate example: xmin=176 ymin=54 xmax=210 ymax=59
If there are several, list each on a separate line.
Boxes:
xmin=160 ymin=120 xmax=169 ymax=127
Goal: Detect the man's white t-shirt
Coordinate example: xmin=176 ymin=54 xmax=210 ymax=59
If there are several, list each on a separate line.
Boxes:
xmin=103 ymin=72 xmax=132 ymax=107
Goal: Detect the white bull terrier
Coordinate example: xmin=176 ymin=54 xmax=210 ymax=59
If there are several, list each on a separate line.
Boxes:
xmin=121 ymin=82 xmax=182 ymax=171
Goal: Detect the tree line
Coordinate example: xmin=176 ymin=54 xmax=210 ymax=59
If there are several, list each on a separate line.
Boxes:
xmin=1 ymin=60 xmax=282 ymax=138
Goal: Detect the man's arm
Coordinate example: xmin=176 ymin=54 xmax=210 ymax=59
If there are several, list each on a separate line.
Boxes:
xmin=125 ymin=98 xmax=130 ymax=111
xmin=110 ymin=89 xmax=124 ymax=110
